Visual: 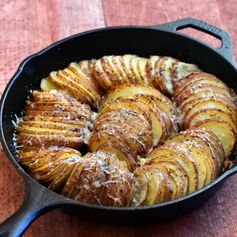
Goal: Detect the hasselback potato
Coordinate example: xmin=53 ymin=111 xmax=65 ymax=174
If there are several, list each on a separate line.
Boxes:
xmin=16 ymin=54 xmax=237 ymax=207
xmin=16 ymin=90 xmax=96 ymax=150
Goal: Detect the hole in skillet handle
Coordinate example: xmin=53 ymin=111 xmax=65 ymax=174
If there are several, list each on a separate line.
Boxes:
xmin=153 ymin=18 xmax=236 ymax=66
xmin=177 ymin=27 xmax=221 ymax=48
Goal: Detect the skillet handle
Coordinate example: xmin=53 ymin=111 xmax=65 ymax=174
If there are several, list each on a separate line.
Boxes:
xmin=154 ymin=18 xmax=236 ymax=66
xmin=0 ymin=176 xmax=66 ymax=237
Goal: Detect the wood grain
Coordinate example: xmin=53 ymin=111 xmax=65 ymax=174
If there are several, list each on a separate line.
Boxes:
xmin=0 ymin=0 xmax=236 ymax=236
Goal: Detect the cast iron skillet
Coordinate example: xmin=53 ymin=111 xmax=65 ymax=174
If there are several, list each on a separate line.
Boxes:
xmin=0 ymin=18 xmax=236 ymax=237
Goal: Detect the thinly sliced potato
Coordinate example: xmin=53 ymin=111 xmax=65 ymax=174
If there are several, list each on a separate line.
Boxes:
xmin=194 ymin=120 xmax=236 ymax=158
xmin=187 ymin=109 xmax=237 ymax=135
xmin=92 ymin=59 xmax=113 ymax=91
xmin=142 ymin=167 xmax=163 ymax=205
xmin=120 ymin=54 xmax=137 ymax=83
xmin=116 ymin=97 xmax=167 ymax=145
xmin=147 ymin=147 xmax=198 ymax=194
xmin=145 ymin=162 xmax=178 ymax=199
xmin=133 ymin=167 xmax=149 ymax=206
xmin=180 ymin=95 xmax=236 ymax=114
xmin=174 ymin=72 xmax=229 ymax=98
xmin=17 ymin=91 xmax=94 ymax=149
xmin=146 ymin=56 xmax=160 ymax=86
xmin=165 ymin=141 xmax=210 ymax=188
xmin=49 ymin=71 xmax=89 ymax=105
xmin=101 ymin=100 xmax=152 ymax=127
xmin=184 ymin=100 xmax=237 ymax=126
xmin=149 ymin=160 xmax=185 ymax=199
xmin=137 ymin=58 xmax=150 ymax=86
xmin=19 ymin=148 xmax=82 ymax=191
xmin=175 ymin=85 xmax=234 ymax=105
xmin=62 ymin=151 xmax=133 ymax=207
xmin=148 ymin=157 xmax=188 ymax=197
xmin=130 ymin=57 xmax=144 ymax=84
xmin=69 ymin=62 xmax=102 ymax=96
xmin=103 ymin=84 xmax=161 ymax=104
xmin=96 ymin=141 xmax=136 ymax=171
xmin=101 ymin=56 xmax=124 ymax=86
xmin=40 ymin=77 xmax=62 ymax=91
xmin=164 ymin=132 xmax=219 ymax=180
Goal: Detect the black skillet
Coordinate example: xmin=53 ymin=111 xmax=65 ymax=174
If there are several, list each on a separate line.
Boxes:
xmin=0 ymin=18 xmax=236 ymax=237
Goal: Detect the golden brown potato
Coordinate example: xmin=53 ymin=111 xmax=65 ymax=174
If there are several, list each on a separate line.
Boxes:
xmin=19 ymin=148 xmax=82 ymax=191
xmin=173 ymin=71 xmax=237 ymax=159
xmin=17 ymin=91 xmax=96 ymax=150
xmin=134 ymin=127 xmax=222 ymax=206
xmin=89 ymin=99 xmax=153 ymax=170
xmin=62 ymin=151 xmax=134 ymax=207
xmin=194 ymin=120 xmax=235 ymax=158
xmin=17 ymin=54 xmax=237 ymax=208
xmin=133 ymin=166 xmax=173 ymax=206
xmin=147 ymin=56 xmax=199 ymax=96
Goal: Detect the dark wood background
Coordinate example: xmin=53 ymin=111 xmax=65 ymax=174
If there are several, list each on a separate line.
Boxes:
xmin=0 ymin=0 xmax=236 ymax=236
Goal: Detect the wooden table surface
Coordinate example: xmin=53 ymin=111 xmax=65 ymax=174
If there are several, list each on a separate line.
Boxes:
xmin=0 ymin=0 xmax=237 ymax=236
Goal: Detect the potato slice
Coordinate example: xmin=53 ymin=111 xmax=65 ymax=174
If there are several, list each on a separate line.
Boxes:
xmin=94 ymin=120 xmax=149 ymax=156
xmin=158 ymin=57 xmax=177 ymax=95
xmin=19 ymin=148 xmax=82 ymax=191
xmin=101 ymin=56 xmax=124 ymax=86
xmin=40 ymin=77 xmax=62 ymax=91
xmin=164 ymin=132 xmax=219 ymax=179
xmin=77 ymin=59 xmax=94 ymax=77
xmin=137 ymin=58 xmax=150 ymax=86
xmin=148 ymin=157 xmax=188 ymax=198
xmin=17 ymin=91 xmax=94 ymax=149
xmin=117 ymin=97 xmax=167 ymax=146
xmin=184 ymin=100 xmax=237 ymax=127
xmin=102 ymin=84 xmax=163 ymax=107
xmin=188 ymin=128 xmax=225 ymax=169
xmin=174 ymin=72 xmax=229 ymax=98
xmin=179 ymin=91 xmax=236 ymax=111
xmin=180 ymin=95 xmax=236 ymax=114
xmin=61 ymin=68 xmax=100 ymax=107
xmin=149 ymin=160 xmax=186 ymax=199
xmin=166 ymin=141 xmax=210 ymax=188
xmin=146 ymin=56 xmax=160 ymax=86
xmin=95 ymin=108 xmax=147 ymax=134
xmin=120 ymin=54 xmax=137 ymax=83
xmin=147 ymin=56 xmax=199 ymax=95
xmin=145 ymin=162 xmax=178 ymax=200
xmin=142 ymin=167 xmax=163 ymax=205
xmin=175 ymin=85 xmax=234 ymax=105
xmin=133 ymin=167 xmax=149 ymax=206
xmin=147 ymin=147 xmax=198 ymax=194
xmin=49 ymin=71 xmax=89 ymax=105
xmin=194 ymin=120 xmax=236 ymax=158
xmin=113 ymin=56 xmax=130 ymax=83
xmin=96 ymin=141 xmax=136 ymax=171
xmin=62 ymin=151 xmax=133 ymax=207
xmin=136 ymin=95 xmax=178 ymax=135
xmin=129 ymin=57 xmax=144 ymax=84
xmin=101 ymin=100 xmax=152 ymax=126
xmin=173 ymin=61 xmax=200 ymax=84
xmin=92 ymin=59 xmax=113 ymax=91
xmin=69 ymin=62 xmax=102 ymax=96
xmin=187 ymin=109 xmax=237 ymax=135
